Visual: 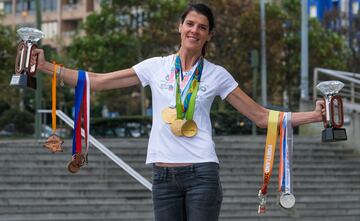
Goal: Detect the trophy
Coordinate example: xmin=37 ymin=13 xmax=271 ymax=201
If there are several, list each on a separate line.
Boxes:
xmin=10 ymin=27 xmax=45 ymax=89
xmin=316 ymin=81 xmax=347 ymax=142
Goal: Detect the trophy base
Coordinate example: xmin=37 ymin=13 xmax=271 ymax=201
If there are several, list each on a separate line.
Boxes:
xmin=9 ymin=73 xmax=36 ymax=89
xmin=322 ymin=128 xmax=347 ymax=142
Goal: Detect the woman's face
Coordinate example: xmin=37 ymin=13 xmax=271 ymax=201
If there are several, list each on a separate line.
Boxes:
xmin=179 ymin=10 xmax=212 ymax=54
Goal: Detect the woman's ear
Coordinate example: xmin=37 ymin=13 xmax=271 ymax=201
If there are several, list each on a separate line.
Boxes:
xmin=178 ymin=22 xmax=183 ymax=34
xmin=207 ymin=32 xmax=213 ymax=41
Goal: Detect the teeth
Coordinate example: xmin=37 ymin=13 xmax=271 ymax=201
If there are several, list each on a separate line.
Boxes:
xmin=187 ymin=36 xmax=198 ymax=40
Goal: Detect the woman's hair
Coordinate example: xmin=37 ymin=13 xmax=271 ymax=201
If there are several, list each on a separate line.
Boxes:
xmin=180 ymin=3 xmax=215 ymax=57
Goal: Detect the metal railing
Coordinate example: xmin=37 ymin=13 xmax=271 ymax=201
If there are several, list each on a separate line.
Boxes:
xmin=313 ymin=68 xmax=360 ymax=112
xmin=38 ymin=109 xmax=152 ymax=191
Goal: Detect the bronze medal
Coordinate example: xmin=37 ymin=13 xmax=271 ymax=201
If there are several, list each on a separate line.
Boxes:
xmin=67 ymin=153 xmax=86 ymax=173
xmin=181 ymin=120 xmax=198 ymax=137
xmin=162 ymin=107 xmax=177 ymax=124
xmin=68 ymin=160 xmax=80 ymax=173
xmin=43 ymin=134 xmax=64 ymax=153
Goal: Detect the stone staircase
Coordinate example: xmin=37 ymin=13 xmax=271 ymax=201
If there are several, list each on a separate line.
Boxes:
xmin=1 ymin=136 xmax=360 ymax=221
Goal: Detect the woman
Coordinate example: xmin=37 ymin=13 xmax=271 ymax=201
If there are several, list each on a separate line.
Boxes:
xmin=34 ymin=3 xmax=324 ymax=221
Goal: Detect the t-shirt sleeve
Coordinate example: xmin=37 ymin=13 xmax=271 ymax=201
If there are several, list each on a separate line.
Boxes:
xmin=132 ymin=57 xmax=161 ymax=87
xmin=217 ymin=66 xmax=239 ymax=100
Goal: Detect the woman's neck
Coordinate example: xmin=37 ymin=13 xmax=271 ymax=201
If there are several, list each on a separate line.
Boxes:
xmin=178 ymin=48 xmax=202 ymax=71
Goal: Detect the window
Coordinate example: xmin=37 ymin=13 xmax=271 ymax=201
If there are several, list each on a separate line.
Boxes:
xmin=4 ymin=1 xmax=12 ymax=13
xmin=15 ymin=0 xmax=35 ymax=13
xmin=42 ymin=21 xmax=58 ymax=39
xmin=41 ymin=0 xmax=56 ymax=11
xmin=310 ymin=5 xmax=317 ymax=18
xmin=353 ymin=2 xmax=359 ymax=15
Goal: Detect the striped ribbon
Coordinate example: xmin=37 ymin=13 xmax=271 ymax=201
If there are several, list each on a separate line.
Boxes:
xmin=72 ymin=70 xmax=90 ymax=159
xmin=174 ymin=55 xmax=204 ymax=120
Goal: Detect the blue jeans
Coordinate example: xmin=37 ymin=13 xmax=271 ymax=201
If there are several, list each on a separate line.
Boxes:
xmin=152 ymin=162 xmax=223 ymax=221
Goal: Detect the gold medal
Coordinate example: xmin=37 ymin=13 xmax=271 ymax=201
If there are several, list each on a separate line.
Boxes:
xmin=170 ymin=119 xmax=198 ymax=137
xmin=170 ymin=119 xmax=185 ymax=136
xmin=181 ymin=120 xmax=198 ymax=137
xmin=162 ymin=107 xmax=177 ymax=124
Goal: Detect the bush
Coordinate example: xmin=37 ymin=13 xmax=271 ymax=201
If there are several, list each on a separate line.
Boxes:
xmin=0 ymin=109 xmax=34 ymax=135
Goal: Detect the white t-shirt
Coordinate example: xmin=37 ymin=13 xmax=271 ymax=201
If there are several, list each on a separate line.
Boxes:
xmin=133 ymin=54 xmax=238 ymax=164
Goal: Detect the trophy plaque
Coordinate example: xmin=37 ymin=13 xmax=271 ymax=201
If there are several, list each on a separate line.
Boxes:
xmin=316 ymin=81 xmax=347 ymax=142
xmin=10 ymin=27 xmax=44 ymax=89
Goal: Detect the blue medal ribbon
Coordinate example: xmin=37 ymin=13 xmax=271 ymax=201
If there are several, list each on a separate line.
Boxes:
xmin=72 ymin=70 xmax=86 ymax=156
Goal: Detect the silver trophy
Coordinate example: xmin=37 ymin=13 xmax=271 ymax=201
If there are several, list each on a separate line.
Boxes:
xmin=10 ymin=27 xmax=45 ymax=89
xmin=316 ymin=81 xmax=347 ymax=142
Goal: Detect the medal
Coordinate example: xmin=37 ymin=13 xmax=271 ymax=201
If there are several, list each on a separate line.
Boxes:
xmin=44 ymin=62 xmax=64 ymax=153
xmin=279 ymin=193 xmax=296 ymax=209
xmin=162 ymin=107 xmax=177 ymax=124
xmin=168 ymin=54 xmax=203 ymax=137
xmin=169 ymin=119 xmax=198 ymax=137
xmin=170 ymin=119 xmax=185 ymax=136
xmin=43 ymin=133 xmax=64 ymax=153
xmin=70 ymin=70 xmax=90 ymax=173
xmin=67 ymin=153 xmax=86 ymax=173
xmin=182 ymin=120 xmax=198 ymax=137
xmin=258 ymin=110 xmax=280 ymax=214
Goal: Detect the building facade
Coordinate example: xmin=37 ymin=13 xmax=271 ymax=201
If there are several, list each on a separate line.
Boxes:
xmin=308 ymin=0 xmax=359 ymax=49
xmin=0 ymin=0 xmax=102 ymax=49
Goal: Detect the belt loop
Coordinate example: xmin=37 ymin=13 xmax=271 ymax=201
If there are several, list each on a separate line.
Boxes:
xmin=192 ymin=163 xmax=196 ymax=176
xmin=165 ymin=167 xmax=169 ymax=178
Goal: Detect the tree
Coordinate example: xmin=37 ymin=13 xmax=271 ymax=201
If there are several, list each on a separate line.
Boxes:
xmin=0 ymin=13 xmax=20 ymax=110
xmin=65 ymin=0 xmax=187 ymax=116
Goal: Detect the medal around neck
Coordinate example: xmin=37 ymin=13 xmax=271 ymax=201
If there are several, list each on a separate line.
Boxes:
xmin=162 ymin=107 xmax=177 ymax=124
xmin=166 ymin=55 xmax=203 ymax=137
xmin=43 ymin=134 xmax=64 ymax=153
xmin=170 ymin=119 xmax=198 ymax=137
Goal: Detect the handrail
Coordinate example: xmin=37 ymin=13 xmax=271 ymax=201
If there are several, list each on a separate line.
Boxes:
xmin=38 ymin=109 xmax=152 ymax=191
xmin=313 ymin=68 xmax=360 ymax=108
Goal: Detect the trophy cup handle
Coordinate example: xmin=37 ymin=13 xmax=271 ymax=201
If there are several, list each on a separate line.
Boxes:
xmin=15 ymin=42 xmax=26 ymax=75
xmin=322 ymin=97 xmax=330 ymax=128
xmin=330 ymin=95 xmax=344 ymax=128
xmin=28 ymin=44 xmax=38 ymax=76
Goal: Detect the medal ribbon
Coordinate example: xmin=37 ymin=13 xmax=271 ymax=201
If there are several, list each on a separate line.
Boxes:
xmin=278 ymin=112 xmax=294 ymax=194
xmin=72 ymin=70 xmax=90 ymax=158
xmin=280 ymin=112 xmax=293 ymax=194
xmin=174 ymin=55 xmax=204 ymax=120
xmin=258 ymin=110 xmax=280 ymax=213
xmin=51 ymin=62 xmax=58 ymax=133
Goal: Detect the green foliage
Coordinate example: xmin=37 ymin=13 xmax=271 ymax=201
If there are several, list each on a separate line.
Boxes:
xmin=0 ymin=109 xmax=34 ymax=135
xmin=0 ymin=17 xmax=21 ymax=109
xmin=63 ymin=0 xmax=351 ymax=116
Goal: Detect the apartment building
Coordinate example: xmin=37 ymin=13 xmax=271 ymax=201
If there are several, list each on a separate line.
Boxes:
xmin=0 ymin=0 xmax=102 ymax=49
xmin=308 ymin=0 xmax=359 ymax=49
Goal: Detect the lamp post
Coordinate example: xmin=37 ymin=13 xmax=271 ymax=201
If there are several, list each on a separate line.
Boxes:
xmin=35 ymin=0 xmax=42 ymax=139
xmin=260 ymin=0 xmax=268 ymax=107
xmin=300 ymin=0 xmax=309 ymax=101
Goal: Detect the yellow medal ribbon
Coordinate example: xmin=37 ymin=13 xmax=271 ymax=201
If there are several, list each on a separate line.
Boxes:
xmin=52 ymin=62 xmax=58 ymax=133
xmin=258 ymin=110 xmax=280 ymax=214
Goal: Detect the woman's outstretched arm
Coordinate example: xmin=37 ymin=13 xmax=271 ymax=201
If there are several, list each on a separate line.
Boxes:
xmin=34 ymin=49 xmax=140 ymax=91
xmin=225 ymin=87 xmax=324 ymax=128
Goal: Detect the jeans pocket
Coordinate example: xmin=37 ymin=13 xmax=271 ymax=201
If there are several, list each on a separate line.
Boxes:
xmin=195 ymin=164 xmax=220 ymax=184
xmin=152 ymin=168 xmax=167 ymax=184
